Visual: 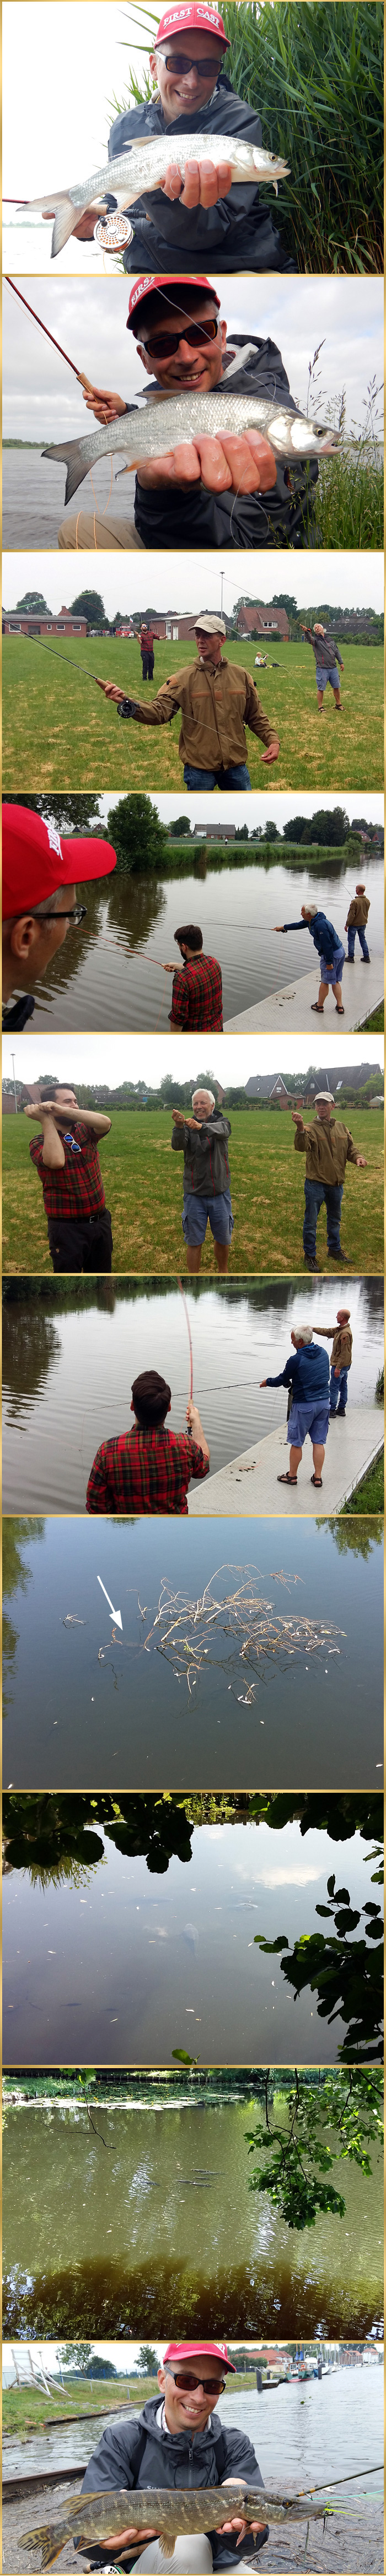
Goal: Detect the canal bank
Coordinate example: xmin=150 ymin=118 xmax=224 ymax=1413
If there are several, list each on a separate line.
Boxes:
xmin=224 ymin=958 xmax=384 ymax=1035
xmin=189 ymin=1409 xmax=384 ymax=1517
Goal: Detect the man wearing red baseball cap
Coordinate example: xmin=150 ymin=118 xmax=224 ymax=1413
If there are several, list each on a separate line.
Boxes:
xmin=2 ymin=803 xmax=117 ymax=1031
xmin=66 ymin=2 xmax=291 ymax=275
xmin=79 ymin=2340 xmax=269 ymax=2570
xmin=59 ymin=276 xmax=317 ymax=557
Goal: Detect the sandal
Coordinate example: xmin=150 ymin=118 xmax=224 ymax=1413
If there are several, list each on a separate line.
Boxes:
xmin=335 ymin=1005 xmax=345 ymax=1014
xmin=311 ymin=1004 xmax=324 ymax=1013
xmin=310 ymin=1474 xmax=323 ymax=1486
xmin=277 ymin=1472 xmax=297 ymax=1485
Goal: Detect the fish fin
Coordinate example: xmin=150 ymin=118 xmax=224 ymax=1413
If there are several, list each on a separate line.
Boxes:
xmin=272 ymin=179 xmax=278 ymax=196
xmin=19 ymin=2525 xmax=66 ymax=2568
xmin=51 ymin=197 xmax=79 ymax=256
xmin=42 ymin=438 xmax=90 ymax=505
xmin=159 ymin=2541 xmax=175 ymax=2560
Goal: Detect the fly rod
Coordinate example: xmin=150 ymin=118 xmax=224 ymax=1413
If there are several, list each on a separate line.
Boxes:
xmin=4 ymin=274 xmax=95 ymax=391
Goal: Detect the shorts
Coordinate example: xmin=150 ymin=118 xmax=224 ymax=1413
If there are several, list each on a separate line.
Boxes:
xmin=319 ymin=945 xmax=345 ymax=984
xmin=287 ymin=1399 xmax=330 ymax=1447
xmin=314 ymin=665 xmax=341 ymax=691
xmin=182 ymin=1189 xmax=234 ymax=1247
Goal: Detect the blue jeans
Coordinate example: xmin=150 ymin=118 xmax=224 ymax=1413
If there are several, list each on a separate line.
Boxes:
xmin=329 ymin=1364 xmax=349 ymax=1413
xmin=183 ymin=762 xmax=251 ymax=791
xmin=303 ymin=1177 xmax=344 ymax=1259
xmin=347 ymin=925 xmax=369 ymax=959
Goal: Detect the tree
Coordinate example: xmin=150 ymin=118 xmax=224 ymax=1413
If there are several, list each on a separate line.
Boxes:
xmin=245 ymin=2067 xmax=383 ymax=2231
xmin=271 ymin=594 xmax=298 ymax=620
xmin=168 ymin=816 xmax=191 ymax=838
xmin=106 ymin=794 xmax=170 ymax=875
xmin=254 ymin=1873 xmax=384 ymax=2061
xmin=136 ymin=2346 xmax=159 ymax=2377
xmin=58 ymin=2343 xmax=96 ymax=2376
xmin=69 ymin=590 xmax=105 ymax=625
xmin=234 ymin=824 xmax=250 ymax=841
xmin=259 ymin=818 xmax=280 ymax=840
xmin=15 ymin=592 xmax=50 ymax=613
xmin=282 ymin=816 xmax=308 ymax=840
xmin=3 ymin=794 xmax=102 ymax=834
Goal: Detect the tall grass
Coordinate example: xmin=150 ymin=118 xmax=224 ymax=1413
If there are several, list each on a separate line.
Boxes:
xmin=113 ymin=0 xmax=383 ymax=273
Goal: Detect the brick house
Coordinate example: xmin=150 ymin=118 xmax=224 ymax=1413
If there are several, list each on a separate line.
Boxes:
xmin=234 ymin=604 xmax=290 ymax=641
xmin=2 ymin=606 xmax=87 ymax=635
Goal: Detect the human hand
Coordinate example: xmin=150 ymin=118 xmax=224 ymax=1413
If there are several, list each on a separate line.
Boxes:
xmin=274 ymin=924 xmax=285 ymax=932
xmin=101 ymin=2528 xmax=158 ymax=2551
xmin=356 ymin=1154 xmax=367 ymax=1167
xmin=260 ymin=1378 xmax=267 ymax=1387
xmin=261 ymin=737 xmax=280 ymax=764
xmin=157 ymin=155 xmax=233 ymax=206
xmin=137 ymin=430 xmax=276 ymax=495
xmin=334 ymin=1366 xmax=341 ymax=1378
xmin=171 ymin=1107 xmax=185 ymax=1125
xmin=186 ymin=1398 xmax=200 ymax=1429
xmin=82 ymin=383 xmax=127 ymax=423
xmin=23 ymin=1101 xmax=44 ymax=1119
xmin=292 ymin=1110 xmax=304 ymax=1126
xmin=94 ymin=680 xmax=126 ymax=701
xmin=217 ymin=2515 xmax=267 ymax=2541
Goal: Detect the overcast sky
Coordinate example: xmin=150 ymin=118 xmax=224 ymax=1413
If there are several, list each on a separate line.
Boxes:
xmin=3 ymin=3 xmax=144 ymax=274
xmin=3 ymin=549 xmax=383 ymax=619
xmin=3 ymin=1032 xmax=382 ymax=1091
xmin=3 ymin=272 xmax=383 ymax=440
xmin=97 ymin=789 xmax=384 ymax=828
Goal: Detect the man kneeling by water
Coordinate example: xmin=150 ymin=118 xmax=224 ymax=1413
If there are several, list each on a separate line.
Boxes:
xmin=260 ymin=1324 xmax=330 ymax=1489
xmin=86 ymin=1366 xmax=210 ymax=1512
xmin=76 ymin=2339 xmax=269 ymax=2570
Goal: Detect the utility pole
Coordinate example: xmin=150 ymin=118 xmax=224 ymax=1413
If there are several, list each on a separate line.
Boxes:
xmin=11 ymin=1053 xmax=18 ymax=1114
xmin=220 ymin=572 xmax=224 ymax=616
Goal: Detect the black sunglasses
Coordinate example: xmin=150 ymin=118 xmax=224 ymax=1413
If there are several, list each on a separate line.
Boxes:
xmin=156 ymin=48 xmax=223 ymax=72
xmin=41 ymin=904 xmax=88 ymax=924
xmin=136 ymin=317 xmax=219 ymax=360
xmin=167 ymin=2369 xmax=226 ymax=2394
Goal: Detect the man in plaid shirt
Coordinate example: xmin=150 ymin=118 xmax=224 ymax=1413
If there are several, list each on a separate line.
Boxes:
xmin=25 ymin=1083 xmax=113 ymax=1271
xmin=164 ymin=922 xmax=223 ymax=1031
xmin=86 ymin=1367 xmax=210 ymax=1514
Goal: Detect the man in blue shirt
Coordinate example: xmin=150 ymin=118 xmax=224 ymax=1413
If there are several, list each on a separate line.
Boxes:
xmin=274 ymin=904 xmax=345 ymax=1015
xmin=260 ymin=1324 xmax=330 ymax=1489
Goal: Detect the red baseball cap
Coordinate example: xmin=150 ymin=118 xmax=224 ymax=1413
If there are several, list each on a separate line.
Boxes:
xmin=154 ymin=6 xmax=229 ymax=48
xmin=127 ymin=273 xmax=221 ymax=327
xmin=163 ymin=2342 xmax=236 ymax=2372
xmin=2 ymin=804 xmax=117 ymax=919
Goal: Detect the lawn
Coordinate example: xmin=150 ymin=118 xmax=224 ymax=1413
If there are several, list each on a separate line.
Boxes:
xmin=2 ymin=638 xmax=383 ymax=795
xmin=3 ymin=1108 xmax=383 ymax=1276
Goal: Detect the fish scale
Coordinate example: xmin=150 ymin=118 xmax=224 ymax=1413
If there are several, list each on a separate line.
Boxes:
xmin=27 ymin=134 xmax=290 ymax=256
xmin=42 ymin=390 xmax=340 ymax=508
xmin=20 ymin=2482 xmax=331 ymax=2569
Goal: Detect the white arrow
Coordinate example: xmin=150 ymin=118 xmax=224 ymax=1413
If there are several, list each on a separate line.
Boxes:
xmin=97 ymin=1576 xmax=122 ymax=1631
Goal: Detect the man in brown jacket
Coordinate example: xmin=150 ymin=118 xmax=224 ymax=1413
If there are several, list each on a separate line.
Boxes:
xmin=292 ymin=1091 xmax=367 ymax=1272
xmin=317 ymin=1306 xmax=353 ymax=1414
xmin=345 ymin=883 xmax=371 ymax=963
xmin=95 ymin=612 xmax=280 ymax=789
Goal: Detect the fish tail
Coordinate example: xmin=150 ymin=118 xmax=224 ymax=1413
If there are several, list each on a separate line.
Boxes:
xmin=42 ymin=438 xmax=90 ymax=505
xmin=51 ymin=197 xmax=80 ymax=256
xmin=20 ymin=2524 xmax=67 ymax=2568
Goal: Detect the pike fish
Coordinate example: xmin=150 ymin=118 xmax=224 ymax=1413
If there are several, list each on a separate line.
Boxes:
xmin=42 ymin=389 xmax=340 ymax=507
xmin=25 ymin=134 xmax=290 ymax=257
xmin=20 ymin=2482 xmax=331 ymax=2569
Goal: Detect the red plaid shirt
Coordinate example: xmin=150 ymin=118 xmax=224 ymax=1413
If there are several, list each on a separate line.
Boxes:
xmin=29 ymin=1122 xmax=106 ymax=1219
xmin=86 ymin=1424 xmax=210 ymax=1515
xmin=169 ymin=953 xmax=223 ymax=1032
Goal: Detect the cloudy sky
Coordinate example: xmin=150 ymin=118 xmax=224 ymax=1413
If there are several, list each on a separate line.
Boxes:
xmin=3 ymin=270 xmax=383 ymax=440
xmin=97 ymin=788 xmax=383 ymax=829
xmin=3 ymin=1031 xmax=382 ymax=1092
xmin=3 ymin=3 xmax=144 ymax=273
xmin=3 ymin=548 xmax=383 ymax=620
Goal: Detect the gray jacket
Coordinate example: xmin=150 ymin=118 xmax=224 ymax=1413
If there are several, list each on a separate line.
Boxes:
xmin=81 ymin=2394 xmax=267 ymax=2569
xmin=171 ymin=1108 xmax=232 ymax=1197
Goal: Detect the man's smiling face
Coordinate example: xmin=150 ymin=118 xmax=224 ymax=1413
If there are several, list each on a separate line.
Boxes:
xmin=137 ymin=295 xmax=226 ymax=393
xmin=158 ymin=2360 xmax=224 ymax=2435
xmin=149 ymin=26 xmax=225 ymax=121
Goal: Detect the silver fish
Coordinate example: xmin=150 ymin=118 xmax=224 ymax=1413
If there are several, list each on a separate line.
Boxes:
xmin=26 ymin=133 xmax=290 ymax=257
xmin=20 ymin=2482 xmax=330 ymax=2569
xmin=43 ymin=390 xmax=340 ymax=507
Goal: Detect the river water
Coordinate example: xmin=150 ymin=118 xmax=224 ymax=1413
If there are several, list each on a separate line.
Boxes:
xmin=2 ymin=2095 xmax=383 ymax=2338
xmin=15 ymin=855 xmax=384 ymax=1034
xmin=2 ymin=1276 xmax=383 ymax=1515
xmin=3 ymin=1510 xmax=383 ymax=1789
xmin=3 ymin=447 xmax=137 ymax=550
xmin=2 ymin=1813 xmax=381 ymax=2064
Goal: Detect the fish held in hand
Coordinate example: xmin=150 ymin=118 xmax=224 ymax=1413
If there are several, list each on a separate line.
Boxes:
xmin=42 ymin=389 xmax=340 ymax=507
xmin=20 ymin=2482 xmax=331 ymax=2569
xmin=25 ymin=133 xmax=291 ymax=256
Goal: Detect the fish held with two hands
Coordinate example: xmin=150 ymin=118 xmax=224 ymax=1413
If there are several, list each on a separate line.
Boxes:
xmin=20 ymin=2481 xmax=333 ymax=2570
xmin=42 ymin=389 xmax=341 ymax=507
xmin=24 ymin=133 xmax=291 ymax=257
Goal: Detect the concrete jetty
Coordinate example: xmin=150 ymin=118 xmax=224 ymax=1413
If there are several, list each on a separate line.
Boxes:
xmin=224 ymin=955 xmax=383 ymax=1034
xmin=189 ymin=1406 xmax=383 ymax=1518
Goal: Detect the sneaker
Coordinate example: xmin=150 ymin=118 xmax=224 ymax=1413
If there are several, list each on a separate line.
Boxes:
xmin=336 ymin=1407 xmax=347 ymax=1417
xmin=304 ymin=1255 xmax=319 ymax=1272
xmin=327 ymin=1246 xmax=350 ymax=1263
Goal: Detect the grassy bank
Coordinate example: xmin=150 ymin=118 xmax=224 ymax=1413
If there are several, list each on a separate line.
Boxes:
xmin=3 ymin=640 xmax=383 ymax=795
xmin=357 ymin=1004 xmax=384 ymax=1034
xmin=3 ymin=1108 xmax=383 ymax=1275
xmin=344 ymin=1451 xmax=384 ymax=1515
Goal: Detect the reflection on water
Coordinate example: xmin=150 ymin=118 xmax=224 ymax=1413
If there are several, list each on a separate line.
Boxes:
xmin=2 ymin=2093 xmax=383 ymax=2338
xmin=24 ymin=858 xmax=384 ymax=1033
xmin=2 ymin=1277 xmax=383 ymax=1511
xmin=2 ymin=1814 xmax=380 ymax=2063
xmin=3 ymin=1513 xmax=383 ymax=1791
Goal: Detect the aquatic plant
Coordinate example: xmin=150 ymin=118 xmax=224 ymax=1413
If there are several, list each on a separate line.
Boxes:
xmin=141 ymin=1564 xmax=344 ymax=1697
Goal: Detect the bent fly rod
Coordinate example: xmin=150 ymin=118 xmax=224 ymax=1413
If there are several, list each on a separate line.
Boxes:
xmin=4 ymin=274 xmax=95 ymax=392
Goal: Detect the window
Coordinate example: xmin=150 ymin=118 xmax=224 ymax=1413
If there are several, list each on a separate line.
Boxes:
xmin=72 ymin=622 xmax=82 ymax=631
